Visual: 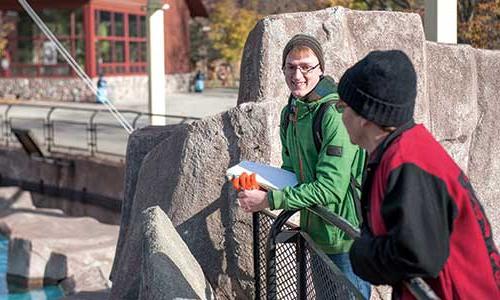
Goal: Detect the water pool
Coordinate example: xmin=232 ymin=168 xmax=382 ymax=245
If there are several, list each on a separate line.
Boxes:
xmin=0 ymin=236 xmax=63 ymax=300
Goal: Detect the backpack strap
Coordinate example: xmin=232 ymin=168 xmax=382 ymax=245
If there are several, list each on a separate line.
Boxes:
xmin=312 ymin=99 xmax=337 ymax=153
xmin=312 ymin=99 xmax=364 ymax=223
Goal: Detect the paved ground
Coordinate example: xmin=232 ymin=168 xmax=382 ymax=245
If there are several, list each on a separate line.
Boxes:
xmin=0 ymin=88 xmax=239 ymax=157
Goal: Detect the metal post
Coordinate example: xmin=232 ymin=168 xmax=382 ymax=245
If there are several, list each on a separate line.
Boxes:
xmin=147 ymin=0 xmax=169 ymax=125
xmin=424 ymin=0 xmax=457 ymax=43
xmin=253 ymin=212 xmax=261 ymax=300
xmin=4 ymin=105 xmax=12 ymax=147
xmin=88 ymin=111 xmax=99 ymax=156
xmin=297 ymin=236 xmax=307 ymax=300
xmin=45 ymin=107 xmax=56 ymax=153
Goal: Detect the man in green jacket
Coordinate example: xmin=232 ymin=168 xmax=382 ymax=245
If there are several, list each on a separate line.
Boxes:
xmin=237 ymin=34 xmax=370 ymax=299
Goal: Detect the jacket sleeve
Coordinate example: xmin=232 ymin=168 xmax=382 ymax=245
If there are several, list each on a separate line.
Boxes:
xmin=270 ymin=106 xmax=361 ymax=210
xmin=349 ymin=163 xmax=457 ymax=285
xmin=279 ymin=106 xmax=294 ymax=173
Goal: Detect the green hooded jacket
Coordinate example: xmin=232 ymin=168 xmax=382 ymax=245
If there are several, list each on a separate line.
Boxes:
xmin=268 ymin=76 xmax=366 ymax=254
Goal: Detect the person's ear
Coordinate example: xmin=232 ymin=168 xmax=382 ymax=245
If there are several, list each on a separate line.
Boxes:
xmin=360 ymin=118 xmax=369 ymax=128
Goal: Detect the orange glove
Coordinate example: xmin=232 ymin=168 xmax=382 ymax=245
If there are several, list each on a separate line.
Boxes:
xmin=232 ymin=172 xmax=259 ymax=191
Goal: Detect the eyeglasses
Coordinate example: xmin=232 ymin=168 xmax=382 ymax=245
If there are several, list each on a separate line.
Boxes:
xmin=335 ymin=100 xmax=348 ymax=113
xmin=283 ymin=63 xmax=320 ymax=75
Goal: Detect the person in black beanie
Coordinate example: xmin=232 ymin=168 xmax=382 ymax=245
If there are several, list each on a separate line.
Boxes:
xmin=336 ymin=50 xmax=499 ymax=299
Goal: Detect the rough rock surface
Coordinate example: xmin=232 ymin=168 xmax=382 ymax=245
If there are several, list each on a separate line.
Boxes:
xmin=238 ymin=7 xmax=429 ymax=127
xmin=425 ymin=42 xmax=479 ymax=173
xmin=111 ymin=7 xmax=500 ymax=300
xmin=0 ymin=187 xmax=118 ymax=295
xmin=110 ymin=101 xmax=281 ymax=299
xmin=139 ymin=206 xmax=214 ymax=299
xmin=468 ymin=49 xmax=500 ymax=245
xmin=110 ymin=125 xmax=187 ymax=282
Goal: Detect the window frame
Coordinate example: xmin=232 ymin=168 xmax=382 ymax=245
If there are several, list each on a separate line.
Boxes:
xmin=95 ymin=9 xmax=147 ymax=76
xmin=2 ymin=8 xmax=85 ymax=78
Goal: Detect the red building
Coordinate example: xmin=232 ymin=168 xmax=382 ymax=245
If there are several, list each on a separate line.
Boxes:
xmin=0 ymin=0 xmax=207 ymax=102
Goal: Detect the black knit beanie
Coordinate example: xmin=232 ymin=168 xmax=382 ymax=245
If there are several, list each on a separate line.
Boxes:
xmin=282 ymin=34 xmax=325 ymax=72
xmin=338 ymin=50 xmax=417 ymax=127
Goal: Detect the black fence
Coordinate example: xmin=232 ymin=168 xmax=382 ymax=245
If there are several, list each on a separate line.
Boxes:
xmin=0 ymin=103 xmax=200 ymax=157
xmin=253 ymin=207 xmax=440 ymax=300
xmin=253 ymin=209 xmax=364 ymax=300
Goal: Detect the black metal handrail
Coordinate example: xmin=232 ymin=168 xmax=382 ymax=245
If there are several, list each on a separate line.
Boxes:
xmin=254 ymin=207 xmax=441 ymax=300
xmin=254 ymin=210 xmax=364 ymax=300
xmin=0 ymin=102 xmax=201 ymax=157
xmin=306 ymin=206 xmax=440 ymax=300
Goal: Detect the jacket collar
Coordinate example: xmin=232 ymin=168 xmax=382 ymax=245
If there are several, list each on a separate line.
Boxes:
xmin=289 ymin=75 xmax=338 ymax=119
xmin=369 ymin=120 xmax=416 ymax=166
xmin=302 ymin=75 xmax=337 ymax=102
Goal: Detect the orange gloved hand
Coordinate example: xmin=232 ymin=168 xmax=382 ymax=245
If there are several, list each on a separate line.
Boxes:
xmin=232 ymin=172 xmax=259 ymax=191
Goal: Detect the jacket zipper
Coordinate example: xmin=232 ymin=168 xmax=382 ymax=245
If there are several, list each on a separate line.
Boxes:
xmin=292 ymin=105 xmax=310 ymax=232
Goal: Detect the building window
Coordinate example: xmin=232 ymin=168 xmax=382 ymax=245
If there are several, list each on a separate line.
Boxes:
xmin=95 ymin=10 xmax=147 ymax=75
xmin=1 ymin=9 xmax=84 ymax=77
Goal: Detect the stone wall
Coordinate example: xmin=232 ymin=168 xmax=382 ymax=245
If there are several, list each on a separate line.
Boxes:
xmin=111 ymin=7 xmax=500 ymax=300
xmin=0 ymin=146 xmax=124 ymax=224
xmin=0 ymin=73 xmax=192 ymax=104
xmin=0 ymin=78 xmax=93 ymax=102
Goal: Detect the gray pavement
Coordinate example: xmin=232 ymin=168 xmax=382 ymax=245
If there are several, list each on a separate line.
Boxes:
xmin=0 ymin=88 xmax=238 ymax=157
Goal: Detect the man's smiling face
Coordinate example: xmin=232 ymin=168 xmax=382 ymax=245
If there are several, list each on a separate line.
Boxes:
xmin=283 ymin=47 xmax=322 ymax=98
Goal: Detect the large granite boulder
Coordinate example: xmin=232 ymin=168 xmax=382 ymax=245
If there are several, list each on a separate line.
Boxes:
xmin=139 ymin=206 xmax=214 ymax=299
xmin=110 ymin=101 xmax=281 ymax=299
xmin=468 ymin=49 xmax=500 ymax=242
xmin=110 ymin=125 xmax=187 ymax=282
xmin=425 ymin=42 xmax=479 ymax=173
xmin=0 ymin=187 xmax=118 ymax=295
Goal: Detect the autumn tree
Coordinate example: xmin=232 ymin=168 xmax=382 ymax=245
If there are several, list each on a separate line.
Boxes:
xmin=320 ymin=0 xmax=424 ymax=10
xmin=209 ymin=0 xmax=261 ymax=64
xmin=0 ymin=12 xmax=14 ymax=57
xmin=458 ymin=0 xmax=500 ymax=49
xmin=206 ymin=0 xmax=260 ymax=85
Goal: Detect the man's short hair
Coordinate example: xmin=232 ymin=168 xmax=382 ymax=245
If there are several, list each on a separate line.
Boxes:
xmin=282 ymin=34 xmax=325 ymax=72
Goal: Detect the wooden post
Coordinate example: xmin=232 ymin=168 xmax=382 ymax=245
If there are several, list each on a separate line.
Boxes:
xmin=83 ymin=2 xmax=96 ymax=77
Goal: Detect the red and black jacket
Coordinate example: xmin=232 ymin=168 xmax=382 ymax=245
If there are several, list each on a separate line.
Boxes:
xmin=349 ymin=122 xmax=500 ymax=299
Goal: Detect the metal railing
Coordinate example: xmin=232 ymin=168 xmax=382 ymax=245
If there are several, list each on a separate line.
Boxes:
xmin=254 ymin=207 xmax=440 ymax=300
xmin=0 ymin=103 xmax=200 ymax=157
xmin=254 ymin=210 xmax=364 ymax=299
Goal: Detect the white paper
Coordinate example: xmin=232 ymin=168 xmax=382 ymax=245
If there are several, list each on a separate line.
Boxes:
xmin=226 ymin=160 xmax=298 ymax=190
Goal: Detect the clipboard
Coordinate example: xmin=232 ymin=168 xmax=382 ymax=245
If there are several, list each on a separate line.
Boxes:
xmin=226 ymin=161 xmax=298 ymax=190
